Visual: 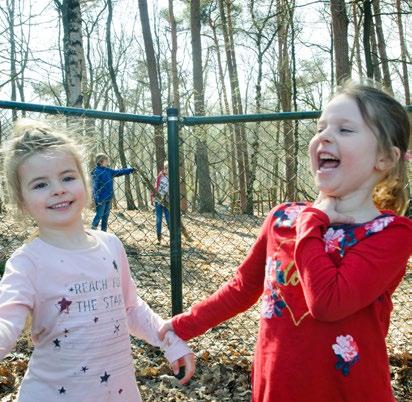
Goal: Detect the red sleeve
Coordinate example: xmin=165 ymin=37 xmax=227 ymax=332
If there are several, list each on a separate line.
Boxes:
xmin=294 ymin=207 xmax=412 ymax=322
xmin=172 ymin=211 xmax=273 ymax=341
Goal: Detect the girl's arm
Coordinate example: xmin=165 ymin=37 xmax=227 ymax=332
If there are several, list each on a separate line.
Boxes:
xmin=294 ymin=207 xmax=412 ymax=322
xmin=170 ymin=211 xmax=272 ymax=341
xmin=110 ymin=167 xmax=135 ymax=177
xmin=0 ymin=254 xmax=35 ymax=359
xmin=116 ymin=240 xmax=192 ymax=366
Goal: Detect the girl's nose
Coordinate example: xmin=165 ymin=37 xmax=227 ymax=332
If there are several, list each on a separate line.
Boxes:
xmin=52 ymin=182 xmax=66 ymax=195
xmin=317 ymin=127 xmax=333 ymax=142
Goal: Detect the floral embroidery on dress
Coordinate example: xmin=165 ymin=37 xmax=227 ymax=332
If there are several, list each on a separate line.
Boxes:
xmin=323 ymin=227 xmax=357 ymax=257
xmin=324 ymin=214 xmax=394 ymax=258
xmin=365 ymin=216 xmax=394 ymax=235
xmin=262 ymin=257 xmax=287 ymax=318
xmin=273 ymin=203 xmax=306 ymax=228
xmin=332 ymin=335 xmax=360 ymax=376
xmin=324 ymin=228 xmax=345 ymax=253
xmin=261 ymin=292 xmax=287 ymax=318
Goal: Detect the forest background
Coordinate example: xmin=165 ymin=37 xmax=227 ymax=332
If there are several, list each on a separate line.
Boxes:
xmin=0 ymin=0 xmax=411 ymax=214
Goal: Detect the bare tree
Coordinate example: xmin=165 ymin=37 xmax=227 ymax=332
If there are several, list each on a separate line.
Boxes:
xmin=106 ymin=0 xmax=136 ymax=210
xmin=54 ymin=0 xmax=84 ymax=107
xmin=245 ymin=0 xmax=278 ymax=214
xmin=191 ymin=0 xmax=214 ymax=213
xmin=208 ymin=6 xmax=238 ymax=212
xmin=373 ymin=0 xmax=392 ymax=93
xmin=138 ymin=0 xmax=166 ymax=173
xmin=363 ymin=0 xmax=374 ymax=78
xmin=168 ymin=0 xmax=188 ymax=212
xmin=396 ymin=0 xmax=410 ymax=104
xmin=330 ymin=0 xmax=350 ymax=83
xmin=277 ymin=0 xmax=296 ymax=201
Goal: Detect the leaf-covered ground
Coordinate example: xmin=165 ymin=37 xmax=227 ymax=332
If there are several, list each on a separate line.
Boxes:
xmin=0 ymin=208 xmax=411 ymax=401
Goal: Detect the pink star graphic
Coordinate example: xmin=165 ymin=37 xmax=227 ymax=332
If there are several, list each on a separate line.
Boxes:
xmin=57 ymin=297 xmax=72 ymax=313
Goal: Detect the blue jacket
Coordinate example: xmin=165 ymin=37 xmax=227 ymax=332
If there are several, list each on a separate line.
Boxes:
xmin=92 ymin=165 xmax=134 ymax=203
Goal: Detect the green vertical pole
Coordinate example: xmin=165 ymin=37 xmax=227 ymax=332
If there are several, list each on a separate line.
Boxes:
xmin=167 ymin=107 xmax=183 ymax=315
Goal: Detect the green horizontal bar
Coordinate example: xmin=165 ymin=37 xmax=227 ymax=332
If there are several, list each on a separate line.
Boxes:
xmin=0 ymin=100 xmax=163 ymax=125
xmin=182 ymin=111 xmax=321 ymax=125
xmin=183 ymin=105 xmax=412 ymax=125
xmin=1 ymin=100 xmax=410 ymax=125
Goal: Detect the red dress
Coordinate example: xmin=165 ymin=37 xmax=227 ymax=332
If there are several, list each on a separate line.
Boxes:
xmin=172 ymin=203 xmax=412 ymax=402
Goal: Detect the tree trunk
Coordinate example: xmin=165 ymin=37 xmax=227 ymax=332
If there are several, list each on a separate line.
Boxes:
xmin=225 ymin=1 xmax=251 ymax=214
xmin=138 ymin=0 xmax=166 ymax=173
xmin=396 ymin=0 xmax=410 ymax=104
xmin=372 ymin=0 xmax=392 ymax=93
xmin=248 ymin=0 xmax=278 ymax=216
xmin=218 ymin=0 xmax=247 ymax=213
xmin=209 ymin=12 xmax=239 ymax=211
xmin=191 ymin=0 xmax=214 ymax=213
xmin=7 ymin=0 xmax=17 ymax=121
xmin=330 ymin=0 xmax=350 ymax=83
xmin=363 ymin=0 xmax=374 ymax=79
xmin=168 ymin=0 xmax=188 ymax=213
xmin=351 ymin=2 xmax=363 ymax=77
xmin=58 ymin=0 xmax=84 ymax=107
xmin=277 ymin=0 xmax=296 ymax=201
xmin=370 ymin=18 xmax=381 ymax=82
xmin=106 ymin=0 xmax=136 ymax=210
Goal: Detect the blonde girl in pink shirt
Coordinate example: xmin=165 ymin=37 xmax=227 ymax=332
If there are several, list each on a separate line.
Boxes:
xmin=0 ymin=119 xmax=195 ymax=402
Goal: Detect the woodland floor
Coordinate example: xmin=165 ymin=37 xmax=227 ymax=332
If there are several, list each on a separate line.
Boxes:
xmin=0 ymin=208 xmax=411 ymax=401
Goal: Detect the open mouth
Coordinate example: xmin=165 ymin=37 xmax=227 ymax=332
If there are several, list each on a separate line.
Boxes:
xmin=318 ymin=152 xmax=340 ymax=170
xmin=48 ymin=201 xmax=73 ymax=210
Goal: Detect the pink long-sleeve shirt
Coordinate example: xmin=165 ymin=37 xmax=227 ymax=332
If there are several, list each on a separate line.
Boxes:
xmin=172 ymin=203 xmax=412 ymax=402
xmin=0 ymin=231 xmax=190 ymax=402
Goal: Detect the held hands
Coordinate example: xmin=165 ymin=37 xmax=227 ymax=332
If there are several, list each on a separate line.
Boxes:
xmin=313 ymin=193 xmax=355 ymax=225
xmin=160 ymin=319 xmax=196 ymax=385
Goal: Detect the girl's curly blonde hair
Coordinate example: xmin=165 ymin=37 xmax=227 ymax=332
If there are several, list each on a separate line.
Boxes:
xmin=2 ymin=118 xmax=89 ymax=211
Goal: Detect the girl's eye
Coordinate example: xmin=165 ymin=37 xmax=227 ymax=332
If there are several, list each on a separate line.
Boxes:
xmin=63 ymin=176 xmax=76 ymax=182
xmin=340 ymin=128 xmax=353 ymax=133
xmin=33 ymin=182 xmax=47 ymax=190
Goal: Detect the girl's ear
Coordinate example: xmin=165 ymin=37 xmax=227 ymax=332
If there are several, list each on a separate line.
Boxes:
xmin=375 ymin=146 xmax=400 ymax=172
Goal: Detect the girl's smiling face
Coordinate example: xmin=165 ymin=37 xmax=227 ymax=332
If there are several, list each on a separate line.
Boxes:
xmin=309 ymin=94 xmax=387 ymax=198
xmin=19 ymin=150 xmax=87 ymax=232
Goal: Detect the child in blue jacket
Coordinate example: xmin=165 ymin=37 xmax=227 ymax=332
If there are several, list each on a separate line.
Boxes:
xmin=91 ymin=153 xmax=135 ymax=231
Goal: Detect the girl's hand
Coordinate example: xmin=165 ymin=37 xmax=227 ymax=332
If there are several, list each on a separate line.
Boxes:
xmin=159 ymin=320 xmax=196 ymax=384
xmin=171 ymin=353 xmax=196 ymax=385
xmin=159 ymin=319 xmax=173 ymax=341
xmin=313 ymin=193 xmax=354 ymax=225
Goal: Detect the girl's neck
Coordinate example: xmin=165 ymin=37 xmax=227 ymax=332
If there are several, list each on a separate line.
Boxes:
xmin=335 ymin=190 xmax=381 ymax=223
xmin=38 ymin=222 xmax=96 ymax=250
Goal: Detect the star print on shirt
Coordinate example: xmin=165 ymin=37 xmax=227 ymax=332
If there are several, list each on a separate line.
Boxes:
xmin=100 ymin=371 xmax=110 ymax=383
xmin=53 ymin=338 xmax=61 ymax=348
xmin=94 ymin=317 xmax=99 ymax=323
xmin=114 ymin=324 xmax=120 ymax=335
xmin=63 ymin=329 xmax=69 ymax=337
xmin=58 ymin=387 xmax=66 ymax=394
xmin=81 ymin=366 xmax=89 ymax=373
xmin=119 ymin=389 xmax=123 ymax=394
xmin=113 ymin=260 xmax=118 ymax=271
xmin=57 ymin=297 xmax=72 ymax=313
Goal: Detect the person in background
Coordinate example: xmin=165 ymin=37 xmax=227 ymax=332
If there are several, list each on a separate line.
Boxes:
xmin=0 ymin=119 xmax=195 ymax=402
xmin=91 ymin=153 xmax=134 ymax=231
xmin=151 ymin=161 xmax=170 ymax=244
xmin=160 ymin=80 xmax=412 ymax=402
